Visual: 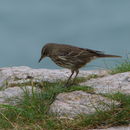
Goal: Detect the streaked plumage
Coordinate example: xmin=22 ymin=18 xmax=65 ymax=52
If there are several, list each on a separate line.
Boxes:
xmin=39 ymin=43 xmax=121 ymax=86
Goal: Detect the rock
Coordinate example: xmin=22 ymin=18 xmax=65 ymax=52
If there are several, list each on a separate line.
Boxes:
xmin=94 ymin=125 xmax=130 ymax=130
xmin=105 ymin=126 xmax=130 ymax=130
xmin=0 ymin=86 xmax=39 ymax=105
xmin=80 ymin=72 xmax=130 ymax=94
xmin=0 ymin=66 xmax=129 ymax=129
xmin=0 ymin=66 xmax=108 ymax=89
xmin=0 ymin=66 xmax=109 ymax=106
xmin=49 ymin=91 xmax=119 ymax=118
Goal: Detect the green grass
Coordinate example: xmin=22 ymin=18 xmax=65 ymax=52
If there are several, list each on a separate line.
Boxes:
xmin=0 ymin=80 xmax=94 ymax=129
xmin=74 ymin=92 xmax=130 ymax=129
xmin=1 ymin=78 xmax=130 ymax=129
xmin=110 ymin=59 xmax=130 ymax=74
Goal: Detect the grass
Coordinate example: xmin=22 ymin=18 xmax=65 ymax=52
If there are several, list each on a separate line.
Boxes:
xmin=0 ymin=79 xmax=94 ymax=129
xmin=0 ymin=70 xmax=130 ymax=129
xmin=110 ymin=58 xmax=130 ymax=74
xmin=1 ymin=81 xmax=130 ymax=129
xmin=66 ymin=92 xmax=130 ymax=129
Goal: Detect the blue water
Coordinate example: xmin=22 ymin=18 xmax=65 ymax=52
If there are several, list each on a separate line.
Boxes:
xmin=0 ymin=0 xmax=130 ymax=70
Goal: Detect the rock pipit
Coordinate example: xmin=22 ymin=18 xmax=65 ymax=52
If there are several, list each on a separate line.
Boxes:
xmin=39 ymin=43 xmax=121 ymax=86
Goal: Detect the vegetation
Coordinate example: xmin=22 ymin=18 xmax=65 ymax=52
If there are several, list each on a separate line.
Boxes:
xmin=0 ymin=59 xmax=130 ymax=129
xmin=1 ymin=81 xmax=130 ymax=130
xmin=0 ymin=76 xmax=130 ymax=130
xmin=0 ymin=80 xmax=94 ymax=129
xmin=110 ymin=58 xmax=130 ymax=74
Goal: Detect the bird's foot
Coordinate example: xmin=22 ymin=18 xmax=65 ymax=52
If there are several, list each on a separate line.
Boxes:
xmin=63 ymin=83 xmax=71 ymax=88
xmin=70 ymin=82 xmax=79 ymax=86
xmin=63 ymin=82 xmax=79 ymax=88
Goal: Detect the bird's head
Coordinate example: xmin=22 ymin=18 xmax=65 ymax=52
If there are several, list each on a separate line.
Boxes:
xmin=38 ymin=44 xmax=50 ymax=63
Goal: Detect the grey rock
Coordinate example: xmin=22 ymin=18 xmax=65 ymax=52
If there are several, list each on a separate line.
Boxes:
xmin=80 ymin=72 xmax=130 ymax=94
xmin=94 ymin=126 xmax=130 ymax=130
xmin=0 ymin=66 xmax=108 ymax=106
xmin=0 ymin=66 xmax=129 ymax=129
xmin=0 ymin=86 xmax=39 ymax=105
xmin=49 ymin=91 xmax=119 ymax=118
xmin=0 ymin=66 xmax=108 ymax=88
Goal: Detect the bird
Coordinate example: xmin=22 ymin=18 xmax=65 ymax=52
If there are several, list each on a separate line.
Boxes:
xmin=39 ymin=43 xmax=121 ymax=86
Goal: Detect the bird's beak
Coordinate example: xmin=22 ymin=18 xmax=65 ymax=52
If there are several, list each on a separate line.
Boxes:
xmin=38 ymin=56 xmax=45 ymax=63
xmin=38 ymin=58 xmax=42 ymax=63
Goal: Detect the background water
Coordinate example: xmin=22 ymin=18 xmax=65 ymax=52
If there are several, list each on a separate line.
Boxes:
xmin=0 ymin=0 xmax=130 ymax=70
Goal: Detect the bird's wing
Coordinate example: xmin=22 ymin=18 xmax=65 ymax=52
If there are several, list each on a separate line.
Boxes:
xmin=55 ymin=47 xmax=92 ymax=62
xmin=56 ymin=47 xmax=105 ymax=59
xmin=84 ymin=48 xmax=105 ymax=55
xmin=56 ymin=47 xmax=78 ymax=57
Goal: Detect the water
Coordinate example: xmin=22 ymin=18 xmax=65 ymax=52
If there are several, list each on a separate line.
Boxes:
xmin=0 ymin=0 xmax=130 ymax=70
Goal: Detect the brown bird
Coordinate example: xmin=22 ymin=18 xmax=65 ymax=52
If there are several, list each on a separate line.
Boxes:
xmin=39 ymin=43 xmax=121 ymax=86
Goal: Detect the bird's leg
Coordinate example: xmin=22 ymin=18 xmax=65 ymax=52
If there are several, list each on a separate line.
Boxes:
xmin=72 ymin=70 xmax=79 ymax=85
xmin=65 ymin=70 xmax=74 ymax=87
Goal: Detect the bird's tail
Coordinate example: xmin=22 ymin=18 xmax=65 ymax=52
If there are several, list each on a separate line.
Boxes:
xmin=97 ymin=54 xmax=121 ymax=58
xmin=85 ymin=48 xmax=121 ymax=58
